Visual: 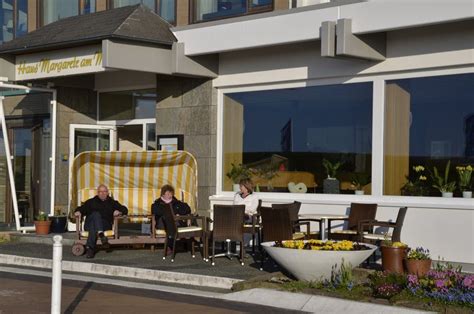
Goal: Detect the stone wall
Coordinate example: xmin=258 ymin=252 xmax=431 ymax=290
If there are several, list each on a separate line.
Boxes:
xmin=55 ymin=86 xmax=97 ymax=207
xmin=155 ymin=75 xmax=216 ymax=215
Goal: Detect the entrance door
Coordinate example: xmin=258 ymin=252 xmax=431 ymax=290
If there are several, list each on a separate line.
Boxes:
xmin=69 ymin=125 xmax=117 ymax=161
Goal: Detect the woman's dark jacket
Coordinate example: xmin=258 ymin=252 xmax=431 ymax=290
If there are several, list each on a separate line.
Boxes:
xmin=151 ymin=197 xmax=192 ymax=229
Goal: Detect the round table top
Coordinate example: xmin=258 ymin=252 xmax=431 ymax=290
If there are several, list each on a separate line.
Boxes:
xmin=298 ymin=213 xmax=348 ymax=220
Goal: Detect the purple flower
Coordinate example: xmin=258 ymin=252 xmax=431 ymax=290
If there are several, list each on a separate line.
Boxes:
xmin=407 ymin=274 xmax=419 ymax=286
xmin=463 ymin=275 xmax=474 ymax=289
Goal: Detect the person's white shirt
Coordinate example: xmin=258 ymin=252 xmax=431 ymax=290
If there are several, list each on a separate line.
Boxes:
xmin=233 ymin=192 xmax=259 ymax=216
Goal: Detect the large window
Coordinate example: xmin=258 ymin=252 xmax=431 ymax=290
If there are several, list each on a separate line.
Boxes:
xmin=42 ymin=0 xmax=79 ymax=25
xmin=192 ymin=0 xmax=273 ymax=23
xmin=223 ymin=82 xmax=373 ymax=194
xmin=0 ymin=0 xmax=27 ymax=44
xmin=384 ymin=73 xmax=474 ymax=197
xmin=111 ymin=0 xmax=176 ymax=24
xmin=99 ymin=89 xmax=156 ymax=121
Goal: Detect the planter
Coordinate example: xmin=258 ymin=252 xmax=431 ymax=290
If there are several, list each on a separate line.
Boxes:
xmin=50 ymin=216 xmax=67 ymax=233
xmin=355 ymin=190 xmax=365 ymax=195
xmin=261 ymin=241 xmax=376 ymax=281
xmin=34 ymin=220 xmax=51 ymax=235
xmin=233 ymin=184 xmax=240 ymax=192
xmin=405 ymin=259 xmax=432 ymax=277
xmin=441 ymin=192 xmax=453 ymax=198
xmin=462 ymin=191 xmax=472 ymax=198
xmin=323 ymin=178 xmax=340 ymax=194
xmin=381 ymin=246 xmax=407 ymax=274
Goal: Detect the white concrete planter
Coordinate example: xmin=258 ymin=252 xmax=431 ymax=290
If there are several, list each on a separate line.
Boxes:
xmin=462 ymin=191 xmax=472 ymax=198
xmin=355 ymin=190 xmax=365 ymax=195
xmin=261 ymin=241 xmax=377 ymax=282
xmin=442 ymin=192 xmax=453 ymax=198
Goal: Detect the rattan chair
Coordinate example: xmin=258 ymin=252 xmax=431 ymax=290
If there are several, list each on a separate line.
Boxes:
xmin=243 ymin=199 xmax=262 ymax=254
xmin=358 ymin=207 xmax=408 ymax=243
xmin=259 ymin=204 xmax=310 ymax=269
xmin=162 ymin=204 xmax=207 ymax=262
xmin=327 ymin=203 xmax=377 ymax=241
xmin=210 ymin=204 xmax=246 ymax=266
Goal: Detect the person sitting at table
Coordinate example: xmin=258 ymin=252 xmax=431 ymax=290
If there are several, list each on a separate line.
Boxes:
xmin=233 ymin=178 xmax=259 ymax=222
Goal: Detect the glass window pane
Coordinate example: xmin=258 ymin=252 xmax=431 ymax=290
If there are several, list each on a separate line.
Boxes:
xmin=250 ymin=0 xmax=272 ymax=8
xmin=159 ymin=0 xmax=175 ymax=24
xmin=223 ymin=83 xmax=373 ymax=193
xmin=113 ymin=0 xmax=155 ymax=11
xmin=146 ymin=123 xmax=156 ymax=150
xmin=42 ymin=0 xmax=79 ymax=25
xmin=384 ymin=73 xmax=474 ymax=197
xmin=117 ymin=124 xmax=143 ymax=151
xmin=81 ymin=0 xmax=96 ymax=14
xmin=194 ymin=0 xmax=246 ymax=22
xmin=16 ymin=0 xmax=28 ymax=37
xmin=0 ymin=0 xmax=14 ymax=44
xmin=99 ymin=89 xmax=156 ymax=121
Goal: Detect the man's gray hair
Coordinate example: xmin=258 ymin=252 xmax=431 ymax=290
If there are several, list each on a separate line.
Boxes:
xmin=97 ymin=184 xmax=109 ymax=191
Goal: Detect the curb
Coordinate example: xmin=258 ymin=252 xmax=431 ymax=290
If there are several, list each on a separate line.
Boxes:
xmin=0 ymin=254 xmax=241 ymax=290
xmin=8 ymin=233 xmax=76 ymax=246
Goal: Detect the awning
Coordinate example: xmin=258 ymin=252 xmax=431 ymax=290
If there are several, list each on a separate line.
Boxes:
xmin=69 ymin=151 xmax=199 ymax=216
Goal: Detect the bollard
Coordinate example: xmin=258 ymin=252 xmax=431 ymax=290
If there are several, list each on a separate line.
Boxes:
xmin=51 ymin=235 xmax=63 ymax=314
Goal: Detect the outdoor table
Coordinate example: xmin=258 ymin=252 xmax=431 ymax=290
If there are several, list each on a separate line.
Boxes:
xmin=298 ymin=213 xmax=349 ymax=240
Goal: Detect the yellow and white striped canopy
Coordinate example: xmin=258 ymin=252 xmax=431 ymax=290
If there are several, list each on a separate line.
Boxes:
xmin=69 ymin=151 xmax=198 ymax=217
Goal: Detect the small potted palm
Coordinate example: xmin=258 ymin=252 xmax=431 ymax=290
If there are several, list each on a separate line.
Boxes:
xmin=34 ymin=211 xmax=51 ymax=235
xmin=226 ymin=163 xmax=251 ymax=192
xmin=380 ymin=236 xmax=408 ymax=274
xmin=404 ymin=247 xmax=431 ymax=277
xmin=322 ymin=159 xmax=343 ymax=194
xmin=456 ymin=165 xmax=472 ymax=198
xmin=431 ymin=161 xmax=456 ymax=197
xmin=351 ymin=172 xmax=371 ymax=195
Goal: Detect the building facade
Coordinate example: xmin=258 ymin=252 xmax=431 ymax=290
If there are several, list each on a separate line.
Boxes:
xmin=0 ymin=0 xmax=473 ymax=265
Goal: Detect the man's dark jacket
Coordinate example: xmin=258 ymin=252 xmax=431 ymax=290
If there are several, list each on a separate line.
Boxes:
xmin=75 ymin=196 xmax=128 ymax=224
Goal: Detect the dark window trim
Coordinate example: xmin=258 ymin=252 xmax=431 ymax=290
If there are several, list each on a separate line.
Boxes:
xmin=189 ymin=0 xmax=273 ymax=24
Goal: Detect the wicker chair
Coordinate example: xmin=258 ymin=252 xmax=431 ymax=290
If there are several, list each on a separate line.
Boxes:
xmin=327 ymin=203 xmax=377 ymax=241
xmin=210 ymin=204 xmax=246 ymax=266
xmin=259 ymin=205 xmax=310 ymax=269
xmin=161 ymin=204 xmax=207 ymax=262
xmin=358 ymin=207 xmax=408 ymax=243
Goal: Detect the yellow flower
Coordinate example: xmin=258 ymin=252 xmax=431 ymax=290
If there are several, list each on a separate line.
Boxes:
xmin=419 ymin=175 xmax=427 ymax=181
xmin=467 ymin=165 xmax=473 ymax=171
xmin=392 ymin=242 xmax=407 ymax=248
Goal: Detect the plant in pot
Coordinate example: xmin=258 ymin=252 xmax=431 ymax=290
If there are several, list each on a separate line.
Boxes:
xmin=50 ymin=207 xmax=68 ymax=233
xmin=34 ymin=211 xmax=51 ymax=235
xmin=380 ymin=236 xmax=408 ymax=274
xmin=351 ymin=172 xmax=371 ymax=195
xmin=401 ymin=165 xmax=428 ymax=196
xmin=253 ymin=163 xmax=279 ymax=192
xmin=404 ymin=247 xmax=431 ymax=277
xmin=456 ymin=165 xmax=472 ymax=198
xmin=322 ymin=159 xmax=343 ymax=194
xmin=226 ymin=163 xmax=251 ymax=192
xmin=430 ymin=161 xmax=456 ymax=197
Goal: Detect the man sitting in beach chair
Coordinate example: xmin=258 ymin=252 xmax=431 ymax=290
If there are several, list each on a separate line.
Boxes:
xmin=74 ymin=184 xmax=128 ymax=258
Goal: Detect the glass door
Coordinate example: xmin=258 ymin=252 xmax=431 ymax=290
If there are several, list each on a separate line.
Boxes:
xmin=69 ymin=124 xmax=116 ymax=161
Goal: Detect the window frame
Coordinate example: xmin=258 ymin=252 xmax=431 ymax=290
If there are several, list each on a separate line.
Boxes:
xmin=190 ymin=0 xmax=274 ymax=24
xmin=107 ymin=0 xmax=177 ymax=26
xmin=0 ymin=0 xmax=28 ymax=43
xmin=216 ymin=66 xmax=474 ymax=209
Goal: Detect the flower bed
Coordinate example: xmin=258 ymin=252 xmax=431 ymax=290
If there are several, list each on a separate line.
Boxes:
xmin=275 ymin=240 xmax=370 ymax=251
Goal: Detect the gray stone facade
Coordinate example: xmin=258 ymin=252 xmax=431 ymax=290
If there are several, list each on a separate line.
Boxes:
xmin=155 ymin=75 xmax=217 ymax=215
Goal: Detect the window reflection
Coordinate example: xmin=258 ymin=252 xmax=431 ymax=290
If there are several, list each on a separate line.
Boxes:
xmin=223 ymin=83 xmax=373 ymax=194
xmin=42 ymin=0 xmax=79 ymax=25
xmin=384 ymin=73 xmax=474 ymax=197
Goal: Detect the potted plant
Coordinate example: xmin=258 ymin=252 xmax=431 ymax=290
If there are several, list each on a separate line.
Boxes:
xmin=456 ymin=165 xmax=472 ymax=198
xmin=401 ymin=165 xmax=428 ymax=196
xmin=430 ymin=161 xmax=456 ymax=197
xmin=380 ymin=237 xmax=408 ymax=274
xmin=50 ymin=207 xmax=68 ymax=233
xmin=252 ymin=163 xmax=279 ymax=191
xmin=34 ymin=211 xmax=51 ymax=235
xmin=226 ymin=163 xmax=251 ymax=192
xmin=322 ymin=159 xmax=343 ymax=194
xmin=351 ymin=172 xmax=371 ymax=195
xmin=404 ymin=247 xmax=432 ymax=277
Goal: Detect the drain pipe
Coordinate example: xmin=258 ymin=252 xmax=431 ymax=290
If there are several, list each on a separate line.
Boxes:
xmin=51 ymin=235 xmax=63 ymax=314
